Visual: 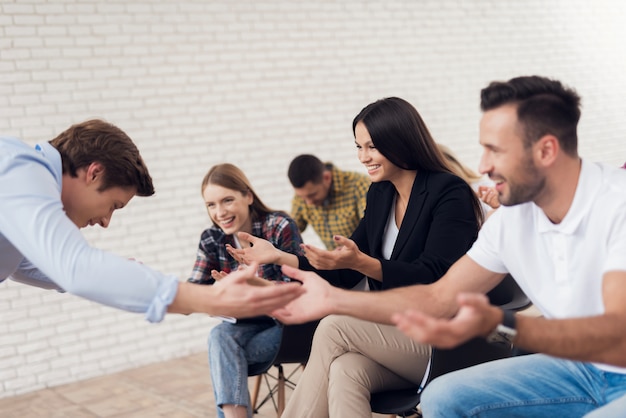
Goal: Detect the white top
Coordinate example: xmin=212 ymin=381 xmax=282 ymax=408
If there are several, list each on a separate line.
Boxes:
xmin=381 ymin=195 xmax=400 ymax=260
xmin=468 ymin=160 xmax=626 ymax=374
xmin=0 ymin=136 xmax=179 ymax=322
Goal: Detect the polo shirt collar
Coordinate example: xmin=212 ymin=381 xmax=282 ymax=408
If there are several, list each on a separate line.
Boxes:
xmin=536 ymin=159 xmax=597 ymax=234
xmin=326 ymin=165 xmax=342 ymax=203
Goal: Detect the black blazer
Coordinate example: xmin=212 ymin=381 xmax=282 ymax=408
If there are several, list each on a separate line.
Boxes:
xmin=298 ymin=171 xmax=479 ymax=290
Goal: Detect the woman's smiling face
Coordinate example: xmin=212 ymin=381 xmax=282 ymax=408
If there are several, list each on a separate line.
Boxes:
xmin=202 ymin=183 xmax=253 ymax=235
xmin=354 ymin=121 xmax=402 ymax=183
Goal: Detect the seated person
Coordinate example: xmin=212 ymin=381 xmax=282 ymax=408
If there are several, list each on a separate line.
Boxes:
xmin=187 ymin=163 xmax=303 ymax=418
xmin=228 ymin=97 xmax=482 ymax=417
xmin=0 ymin=120 xmax=301 ymax=329
xmin=288 ymin=154 xmax=370 ymax=249
xmin=265 ymin=76 xmax=626 ymax=418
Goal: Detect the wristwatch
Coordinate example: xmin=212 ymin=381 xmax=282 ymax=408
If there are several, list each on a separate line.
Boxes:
xmin=485 ymin=308 xmax=517 ymax=345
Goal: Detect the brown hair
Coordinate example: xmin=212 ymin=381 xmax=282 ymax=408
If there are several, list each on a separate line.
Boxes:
xmin=49 ymin=119 xmax=154 ymax=196
xmin=201 ymin=163 xmax=274 ymax=224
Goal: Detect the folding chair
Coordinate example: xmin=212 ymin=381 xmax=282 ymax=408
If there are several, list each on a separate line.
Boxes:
xmin=248 ymin=320 xmax=319 ymax=416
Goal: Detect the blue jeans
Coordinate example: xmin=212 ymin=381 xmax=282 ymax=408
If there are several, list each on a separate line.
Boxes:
xmin=208 ymin=320 xmax=282 ymax=418
xmin=421 ymin=354 xmax=626 ymax=417
xmin=584 ymin=393 xmax=626 ymax=418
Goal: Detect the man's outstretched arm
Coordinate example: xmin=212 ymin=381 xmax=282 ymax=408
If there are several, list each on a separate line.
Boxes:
xmin=168 ymin=264 xmax=304 ymax=318
xmin=273 ymin=255 xmax=504 ymax=325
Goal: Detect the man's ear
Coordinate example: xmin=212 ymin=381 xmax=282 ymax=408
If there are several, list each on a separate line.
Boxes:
xmin=85 ymin=162 xmax=105 ymax=185
xmin=322 ymin=170 xmax=332 ymax=185
xmin=535 ymin=135 xmax=559 ymax=168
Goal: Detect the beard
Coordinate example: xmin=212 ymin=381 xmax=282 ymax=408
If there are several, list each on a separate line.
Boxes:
xmin=498 ymin=156 xmax=546 ymax=207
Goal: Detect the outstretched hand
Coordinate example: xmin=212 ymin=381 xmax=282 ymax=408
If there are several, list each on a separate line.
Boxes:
xmin=211 ymin=265 xmax=270 ymax=287
xmin=211 ymin=263 xmax=304 ymax=318
xmin=302 ymin=235 xmax=362 ymax=270
xmin=392 ymin=293 xmax=502 ymax=348
xmin=225 ymin=231 xmax=281 ymax=265
xmin=271 ymin=264 xmax=336 ymax=324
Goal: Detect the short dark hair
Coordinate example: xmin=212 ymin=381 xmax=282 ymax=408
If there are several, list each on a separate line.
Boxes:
xmin=288 ymin=154 xmax=326 ymax=188
xmin=480 ymin=76 xmax=581 ymax=156
xmin=49 ymin=119 xmax=155 ymax=196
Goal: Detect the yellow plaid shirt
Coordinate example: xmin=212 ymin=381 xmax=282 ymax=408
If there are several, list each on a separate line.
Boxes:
xmin=291 ymin=164 xmax=370 ymax=249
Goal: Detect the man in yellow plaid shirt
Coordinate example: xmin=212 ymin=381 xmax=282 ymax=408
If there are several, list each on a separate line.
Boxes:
xmin=288 ymin=154 xmax=370 ymax=249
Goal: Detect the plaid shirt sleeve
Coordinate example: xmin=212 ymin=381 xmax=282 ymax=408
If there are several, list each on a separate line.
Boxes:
xmin=187 ymin=228 xmax=233 ymax=285
xmin=259 ymin=212 xmax=304 ymax=282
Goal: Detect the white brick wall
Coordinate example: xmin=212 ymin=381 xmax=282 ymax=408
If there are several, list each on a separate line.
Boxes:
xmin=1 ymin=0 xmax=625 ymax=397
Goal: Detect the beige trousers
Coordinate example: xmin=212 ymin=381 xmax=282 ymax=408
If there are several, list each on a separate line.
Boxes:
xmin=282 ymin=315 xmax=430 ymax=418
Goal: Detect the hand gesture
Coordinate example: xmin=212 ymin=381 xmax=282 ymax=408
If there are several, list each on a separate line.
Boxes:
xmin=271 ymin=265 xmax=336 ymax=324
xmin=225 ymin=231 xmax=281 ymax=265
xmin=211 ymin=263 xmax=304 ymax=318
xmin=211 ymin=264 xmax=270 ymax=287
xmin=478 ymin=186 xmax=501 ymax=209
xmin=211 ymin=269 xmax=229 ymax=282
xmin=302 ymin=235 xmax=362 ymax=270
xmin=392 ymin=293 xmax=503 ymax=348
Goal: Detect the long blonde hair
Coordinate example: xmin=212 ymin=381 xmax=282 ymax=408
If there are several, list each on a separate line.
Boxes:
xmin=438 ymin=143 xmax=482 ymax=184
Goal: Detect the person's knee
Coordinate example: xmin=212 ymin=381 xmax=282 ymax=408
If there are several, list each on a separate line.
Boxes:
xmin=328 ymin=356 xmax=364 ymax=386
xmin=208 ymin=325 xmax=231 ymax=354
xmin=316 ymin=315 xmax=357 ymax=344
xmin=313 ymin=315 xmax=349 ymax=346
xmin=420 ymin=374 xmax=462 ymax=416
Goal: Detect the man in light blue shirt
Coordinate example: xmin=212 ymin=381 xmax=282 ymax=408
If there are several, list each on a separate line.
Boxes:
xmin=0 ymin=119 xmax=302 ymax=323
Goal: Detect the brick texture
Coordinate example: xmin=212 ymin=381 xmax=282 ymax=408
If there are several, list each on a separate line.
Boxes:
xmin=1 ymin=0 xmax=625 ymax=397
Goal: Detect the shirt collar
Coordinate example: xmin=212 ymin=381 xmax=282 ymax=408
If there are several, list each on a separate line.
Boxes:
xmin=35 ymin=142 xmax=63 ymax=192
xmin=327 ymin=165 xmax=341 ymax=203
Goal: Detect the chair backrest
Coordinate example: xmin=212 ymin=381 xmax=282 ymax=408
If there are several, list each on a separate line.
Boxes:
xmin=426 ymin=337 xmax=511 ymax=387
xmin=370 ymin=274 xmax=531 ymax=415
xmin=424 ymin=274 xmax=529 ymax=384
xmin=248 ymin=320 xmax=320 ymax=376
xmin=273 ymin=320 xmax=319 ymax=364
xmin=486 ymin=273 xmax=531 ymax=311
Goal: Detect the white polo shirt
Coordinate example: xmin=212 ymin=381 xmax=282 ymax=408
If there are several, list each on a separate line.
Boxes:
xmin=468 ymin=160 xmax=626 ymax=373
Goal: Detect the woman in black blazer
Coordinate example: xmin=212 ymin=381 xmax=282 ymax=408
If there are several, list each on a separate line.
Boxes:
xmin=228 ymin=97 xmax=483 ymax=418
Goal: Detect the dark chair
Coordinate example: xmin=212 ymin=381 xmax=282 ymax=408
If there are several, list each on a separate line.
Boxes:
xmin=248 ymin=320 xmax=319 ymax=417
xmin=369 ymin=274 xmax=531 ymax=417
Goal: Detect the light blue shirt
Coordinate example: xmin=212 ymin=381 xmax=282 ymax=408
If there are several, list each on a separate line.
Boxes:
xmin=0 ymin=136 xmax=179 ymax=322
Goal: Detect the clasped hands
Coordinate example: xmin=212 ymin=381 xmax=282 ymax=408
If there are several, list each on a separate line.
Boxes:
xmin=392 ymin=293 xmax=504 ymax=348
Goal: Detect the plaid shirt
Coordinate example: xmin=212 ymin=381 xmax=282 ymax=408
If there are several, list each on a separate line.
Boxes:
xmin=187 ymin=212 xmax=303 ymax=285
xmin=291 ymin=164 xmax=370 ymax=249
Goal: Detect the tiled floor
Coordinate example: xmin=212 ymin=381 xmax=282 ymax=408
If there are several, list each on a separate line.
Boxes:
xmin=1 ymin=306 xmax=541 ymax=417
xmin=0 ymin=352 xmax=299 ymax=418
xmin=0 ymin=352 xmax=391 ymax=418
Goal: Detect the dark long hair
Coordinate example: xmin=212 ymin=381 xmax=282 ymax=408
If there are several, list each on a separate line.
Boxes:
xmin=353 ymin=97 xmax=483 ymax=226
